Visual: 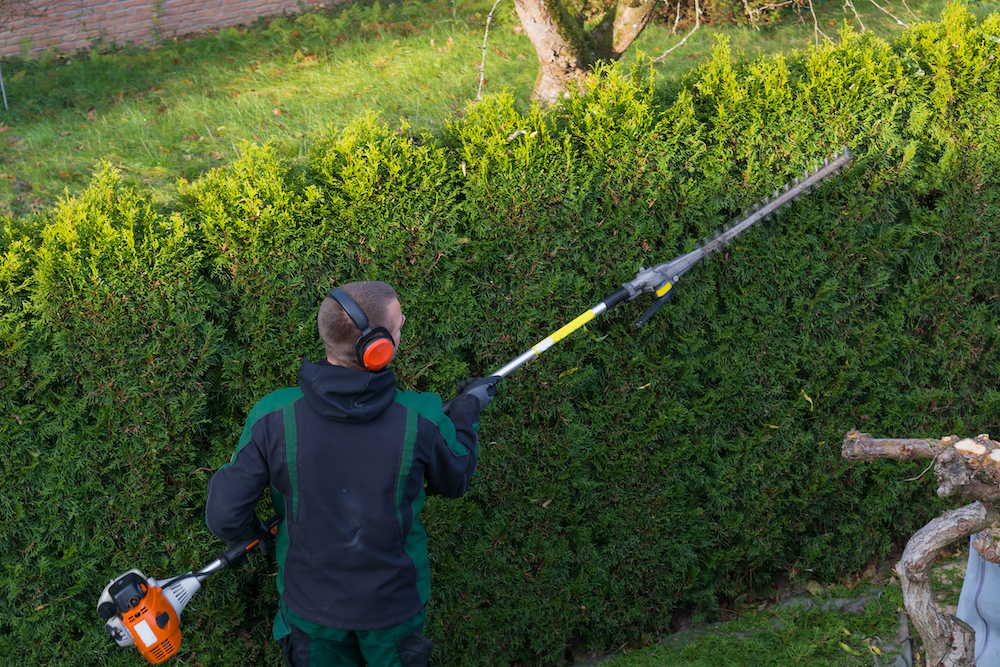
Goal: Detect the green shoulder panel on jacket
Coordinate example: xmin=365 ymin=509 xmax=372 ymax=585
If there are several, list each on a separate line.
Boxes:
xmin=393 ymin=389 xmax=466 ymax=457
xmin=228 ymin=386 xmax=304 ymax=465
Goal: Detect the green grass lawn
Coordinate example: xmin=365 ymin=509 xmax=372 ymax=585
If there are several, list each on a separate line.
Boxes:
xmin=597 ymin=547 xmax=970 ymax=667
xmin=2 ymin=0 xmax=998 ymax=219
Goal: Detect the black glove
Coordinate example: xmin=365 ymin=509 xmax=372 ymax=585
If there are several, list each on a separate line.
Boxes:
xmin=454 ymin=375 xmax=500 ymax=411
xmin=225 ymin=518 xmax=271 ymax=566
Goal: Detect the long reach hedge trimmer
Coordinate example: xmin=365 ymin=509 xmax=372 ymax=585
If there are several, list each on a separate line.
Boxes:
xmin=445 ymin=146 xmax=853 ymax=410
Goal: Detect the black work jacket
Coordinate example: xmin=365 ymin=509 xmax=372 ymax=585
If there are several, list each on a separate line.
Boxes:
xmin=205 ymin=360 xmax=481 ymax=630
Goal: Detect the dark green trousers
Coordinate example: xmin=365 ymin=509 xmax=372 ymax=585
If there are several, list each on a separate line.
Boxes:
xmin=274 ymin=601 xmax=433 ymax=667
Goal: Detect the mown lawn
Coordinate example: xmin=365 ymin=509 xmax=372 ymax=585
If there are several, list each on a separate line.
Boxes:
xmin=2 ymin=0 xmax=995 ymax=219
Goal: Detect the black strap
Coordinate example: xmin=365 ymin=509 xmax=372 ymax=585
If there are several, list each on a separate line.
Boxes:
xmin=327 ymin=288 xmax=372 ymax=335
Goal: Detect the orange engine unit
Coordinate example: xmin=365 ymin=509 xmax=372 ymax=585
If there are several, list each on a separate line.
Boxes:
xmin=111 ymin=574 xmax=183 ymax=664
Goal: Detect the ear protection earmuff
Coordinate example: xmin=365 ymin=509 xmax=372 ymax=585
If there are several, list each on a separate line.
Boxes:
xmin=327 ymin=288 xmax=396 ymax=371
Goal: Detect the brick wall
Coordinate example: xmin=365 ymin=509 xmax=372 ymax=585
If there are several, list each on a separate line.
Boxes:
xmin=0 ymin=0 xmax=326 ymax=57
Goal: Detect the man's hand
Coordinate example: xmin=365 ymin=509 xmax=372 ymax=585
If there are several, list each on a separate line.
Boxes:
xmin=225 ymin=518 xmax=272 ymax=566
xmin=455 ymin=375 xmax=500 ymax=411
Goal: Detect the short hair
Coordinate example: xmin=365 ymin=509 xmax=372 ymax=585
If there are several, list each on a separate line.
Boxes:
xmin=318 ymin=281 xmax=398 ymax=369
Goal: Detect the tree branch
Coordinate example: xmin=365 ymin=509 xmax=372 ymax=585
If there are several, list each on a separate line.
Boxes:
xmin=653 ymin=0 xmax=700 ymax=62
xmin=841 ymin=430 xmax=937 ymax=461
xmin=868 ymin=0 xmax=908 ymax=26
xmin=808 ymin=0 xmax=834 ymax=45
xmin=477 ymin=0 xmax=506 ymax=100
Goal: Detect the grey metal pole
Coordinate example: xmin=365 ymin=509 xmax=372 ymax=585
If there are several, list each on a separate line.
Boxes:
xmin=0 ymin=61 xmax=7 ymax=111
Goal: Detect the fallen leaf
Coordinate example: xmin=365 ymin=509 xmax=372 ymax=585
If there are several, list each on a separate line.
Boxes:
xmin=272 ymin=108 xmax=282 ymax=116
xmin=87 ymin=107 xmax=95 ymax=121
xmin=805 ymin=580 xmax=824 ymax=595
xmin=541 ymin=499 xmax=553 ymax=508
xmin=158 ymin=146 xmax=170 ymax=153
xmin=838 ymin=642 xmax=863 ymax=657
xmin=801 ymin=390 xmax=814 ymax=411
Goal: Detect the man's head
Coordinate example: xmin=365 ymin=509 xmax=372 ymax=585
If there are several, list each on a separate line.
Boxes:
xmin=318 ymin=281 xmax=405 ymax=371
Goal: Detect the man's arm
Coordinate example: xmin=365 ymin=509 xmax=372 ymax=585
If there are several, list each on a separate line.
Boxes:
xmin=205 ymin=433 xmax=270 ymax=543
xmin=424 ymin=392 xmax=481 ymax=498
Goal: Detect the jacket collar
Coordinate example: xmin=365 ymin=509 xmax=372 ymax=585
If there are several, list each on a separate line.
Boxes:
xmin=298 ymin=359 xmax=397 ymax=422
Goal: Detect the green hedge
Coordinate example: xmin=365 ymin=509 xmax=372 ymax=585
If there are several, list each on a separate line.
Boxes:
xmin=3 ymin=5 xmax=1000 ymax=665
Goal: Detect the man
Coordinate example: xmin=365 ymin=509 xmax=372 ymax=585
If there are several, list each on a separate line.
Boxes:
xmin=205 ymin=280 xmax=497 ymax=667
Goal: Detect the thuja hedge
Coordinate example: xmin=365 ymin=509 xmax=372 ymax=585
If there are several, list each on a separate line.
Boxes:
xmin=3 ymin=5 xmax=1000 ymax=665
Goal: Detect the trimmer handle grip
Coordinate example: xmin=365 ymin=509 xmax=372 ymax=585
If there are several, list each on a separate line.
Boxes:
xmin=219 ymin=515 xmax=279 ymax=568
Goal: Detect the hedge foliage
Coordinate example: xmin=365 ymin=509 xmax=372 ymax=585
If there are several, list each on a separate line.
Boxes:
xmin=3 ymin=5 xmax=1000 ymax=665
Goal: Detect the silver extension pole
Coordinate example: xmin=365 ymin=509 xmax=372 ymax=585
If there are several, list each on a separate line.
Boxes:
xmin=0 ymin=61 xmax=7 ymax=110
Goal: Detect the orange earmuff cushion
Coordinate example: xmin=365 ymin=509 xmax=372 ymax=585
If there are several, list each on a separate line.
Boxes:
xmin=362 ymin=337 xmax=395 ymax=371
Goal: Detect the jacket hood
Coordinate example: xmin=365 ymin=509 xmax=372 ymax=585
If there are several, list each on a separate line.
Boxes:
xmin=298 ymin=359 xmax=397 ymax=422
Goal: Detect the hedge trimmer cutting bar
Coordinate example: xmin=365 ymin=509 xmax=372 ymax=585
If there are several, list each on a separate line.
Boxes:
xmin=490 ymin=146 xmax=853 ymax=380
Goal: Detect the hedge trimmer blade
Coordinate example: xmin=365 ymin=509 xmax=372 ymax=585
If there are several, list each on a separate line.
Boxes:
xmin=629 ymin=146 xmax=854 ymax=325
xmin=442 ymin=147 xmax=854 ymax=411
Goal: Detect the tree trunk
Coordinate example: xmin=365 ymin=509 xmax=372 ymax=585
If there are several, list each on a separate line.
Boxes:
xmin=513 ymin=0 xmax=657 ymax=104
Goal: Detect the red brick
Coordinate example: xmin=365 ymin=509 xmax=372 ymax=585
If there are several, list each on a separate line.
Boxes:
xmin=0 ymin=0 xmax=328 ymax=56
